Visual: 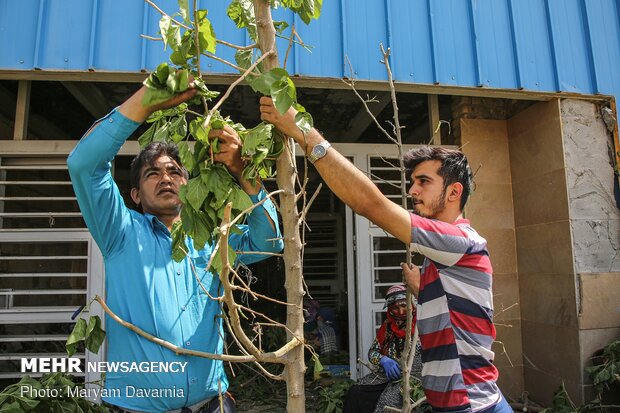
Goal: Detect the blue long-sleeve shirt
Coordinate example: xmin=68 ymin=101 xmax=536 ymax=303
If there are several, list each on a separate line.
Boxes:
xmin=67 ymin=108 xmax=283 ymax=412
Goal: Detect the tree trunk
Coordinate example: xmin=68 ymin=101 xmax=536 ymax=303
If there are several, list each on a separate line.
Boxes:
xmin=253 ymin=1 xmax=306 ymax=411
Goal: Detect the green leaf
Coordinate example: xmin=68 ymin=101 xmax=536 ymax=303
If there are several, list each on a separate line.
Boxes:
xmin=142 ymin=88 xmax=175 ymax=107
xmin=242 ymin=122 xmax=274 ymax=157
xmin=270 ymin=77 xmax=296 ymax=114
xmin=279 ymin=0 xmax=322 ymax=24
xmin=178 ymin=0 xmax=190 ymax=24
xmin=201 ymin=165 xmax=234 ymax=202
xmin=17 ymin=397 xmax=39 ymax=411
xmin=171 ymin=221 xmax=188 ymax=262
xmin=196 ymin=10 xmax=216 ymax=54
xmin=178 ymin=142 xmax=196 ymax=174
xmin=55 ymin=400 xmax=77 ymax=413
xmin=185 ymin=177 xmax=209 ymax=212
xmin=209 ymin=111 xmax=228 ymax=131
xmin=0 ymin=401 xmax=24 ymax=413
xmin=227 ymin=1 xmax=244 ymax=27
xmin=170 ymin=31 xmax=194 ymax=66
xmin=229 ymin=187 xmax=253 ymax=212
xmin=155 ymin=62 xmax=170 ymax=84
xmin=159 ymin=16 xmax=181 ymax=50
xmin=18 ymin=376 xmax=42 ymax=390
xmin=176 ymin=69 xmax=189 ymax=92
xmin=181 ymin=207 xmax=212 ymax=250
xmin=138 ymin=122 xmax=157 ymax=148
xmin=273 ymin=20 xmax=290 ymax=34
xmin=166 ymin=69 xmax=189 ymax=93
xmin=313 ymin=354 xmax=324 ymax=380
xmin=193 ymin=140 xmax=208 ymax=165
xmin=153 ymin=120 xmax=171 ymax=142
xmin=85 ymin=316 xmax=106 ymax=354
xmin=189 ymin=117 xmax=211 ymax=143
xmin=295 ymin=111 xmax=314 ymax=134
xmin=227 ymin=0 xmax=256 ymax=41
xmin=248 ymin=68 xmax=288 ymax=95
xmin=66 ymin=318 xmax=86 ymax=357
xmin=234 ymin=49 xmax=254 ymax=72
xmin=211 ymin=244 xmax=236 ymax=275
xmin=170 ymin=115 xmax=188 ymax=143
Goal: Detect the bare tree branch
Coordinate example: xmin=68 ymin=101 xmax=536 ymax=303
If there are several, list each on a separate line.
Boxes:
xmin=144 ymin=0 xmax=191 ymax=30
xmin=203 ymin=49 xmax=275 ymax=129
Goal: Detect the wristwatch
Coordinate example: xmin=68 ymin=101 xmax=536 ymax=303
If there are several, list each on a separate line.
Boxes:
xmin=308 ymin=141 xmax=332 ymax=164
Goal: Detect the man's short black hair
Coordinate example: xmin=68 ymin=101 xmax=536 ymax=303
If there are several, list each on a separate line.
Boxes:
xmin=129 ymin=142 xmax=188 ymax=189
xmin=403 ymin=146 xmax=473 ymax=210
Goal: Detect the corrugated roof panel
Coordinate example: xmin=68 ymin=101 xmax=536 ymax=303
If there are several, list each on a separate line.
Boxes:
xmin=35 ymin=0 xmax=94 ymax=70
xmin=0 ymin=0 xmax=41 ymax=70
xmin=389 ymin=0 xmax=436 ymax=85
xmin=341 ymin=0 xmax=388 ymax=81
xmin=509 ymin=0 xmax=558 ymax=91
xmin=472 ymin=0 xmax=519 ymax=89
xmin=429 ymin=0 xmax=478 ymax=86
xmin=92 ymin=0 xmax=145 ymax=71
xmin=1 ymin=0 xmax=620 ymax=105
xmin=582 ymin=0 xmax=620 ymax=96
xmin=295 ymin=0 xmax=343 ymax=79
xmin=546 ymin=0 xmax=595 ymax=94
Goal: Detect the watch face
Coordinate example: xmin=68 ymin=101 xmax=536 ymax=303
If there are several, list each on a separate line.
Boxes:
xmin=314 ymin=145 xmax=326 ymax=157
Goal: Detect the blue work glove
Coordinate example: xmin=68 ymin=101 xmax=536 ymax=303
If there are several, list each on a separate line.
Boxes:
xmin=379 ymin=356 xmax=401 ymax=381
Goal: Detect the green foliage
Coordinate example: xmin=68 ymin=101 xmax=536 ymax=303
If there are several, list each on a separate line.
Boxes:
xmin=315 ymin=380 xmax=353 ymax=413
xmin=0 ymin=374 xmax=110 ymax=413
xmin=65 ymin=316 xmax=106 ymax=357
xmin=586 ymin=339 xmax=620 ymax=395
xmin=241 ymin=122 xmax=283 ymax=181
xmin=140 ymin=0 xmax=318 ymax=266
xmin=142 ymin=63 xmax=219 ymax=108
xmin=409 ymin=375 xmax=431 ymax=413
xmin=539 ymin=383 xmax=609 ymax=413
xmin=274 ymin=0 xmax=322 ymax=25
xmin=227 ymin=0 xmax=257 ymax=41
xmin=540 ymin=384 xmax=578 ymax=413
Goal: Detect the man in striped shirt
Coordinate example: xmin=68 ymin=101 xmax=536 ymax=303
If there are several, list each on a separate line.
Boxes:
xmin=260 ymin=98 xmax=511 ymax=413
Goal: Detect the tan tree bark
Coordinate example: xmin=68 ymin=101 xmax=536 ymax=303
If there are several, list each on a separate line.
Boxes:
xmin=254 ymin=1 xmax=307 ymax=411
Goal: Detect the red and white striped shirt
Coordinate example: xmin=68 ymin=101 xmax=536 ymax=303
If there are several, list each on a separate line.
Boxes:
xmin=410 ymin=213 xmax=501 ymax=412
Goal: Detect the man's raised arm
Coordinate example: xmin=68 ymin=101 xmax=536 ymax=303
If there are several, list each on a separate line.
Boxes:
xmin=67 ymin=86 xmax=196 ymax=255
xmin=259 ymin=97 xmax=412 ymax=244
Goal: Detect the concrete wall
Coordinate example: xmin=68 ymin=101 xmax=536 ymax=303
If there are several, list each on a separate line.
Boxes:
xmin=506 ymin=99 xmax=584 ymax=404
xmin=560 ymin=99 xmax=620 ymax=400
xmin=452 ymin=97 xmax=619 ymax=406
xmin=461 ymin=119 xmax=524 ymax=399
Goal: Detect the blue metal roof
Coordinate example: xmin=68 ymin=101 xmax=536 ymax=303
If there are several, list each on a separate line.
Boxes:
xmin=1 ymin=0 xmax=619 ymax=100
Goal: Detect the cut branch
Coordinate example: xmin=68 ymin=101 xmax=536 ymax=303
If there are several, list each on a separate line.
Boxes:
xmin=144 ymin=0 xmax=191 ymax=30
xmin=217 ymin=39 xmax=258 ymax=51
xmin=202 ymin=52 xmax=259 ymax=74
xmin=203 ymin=49 xmax=275 ymax=128
xmin=95 ymin=295 xmax=260 ymax=362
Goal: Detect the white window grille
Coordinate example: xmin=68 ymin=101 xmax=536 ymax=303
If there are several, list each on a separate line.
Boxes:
xmin=0 ymin=156 xmax=105 ymax=385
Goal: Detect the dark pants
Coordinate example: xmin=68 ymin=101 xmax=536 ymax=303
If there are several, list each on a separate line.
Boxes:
xmin=343 ymin=382 xmax=389 ymax=413
xmin=108 ymin=393 xmax=235 ymax=413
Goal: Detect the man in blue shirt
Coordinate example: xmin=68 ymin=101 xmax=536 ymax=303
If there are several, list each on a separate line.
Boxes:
xmin=67 ymin=86 xmax=283 ymax=413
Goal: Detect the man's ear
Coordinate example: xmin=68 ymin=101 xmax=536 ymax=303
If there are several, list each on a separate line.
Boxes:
xmin=448 ymin=182 xmax=463 ymax=202
xmin=130 ymin=188 xmax=141 ymax=205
